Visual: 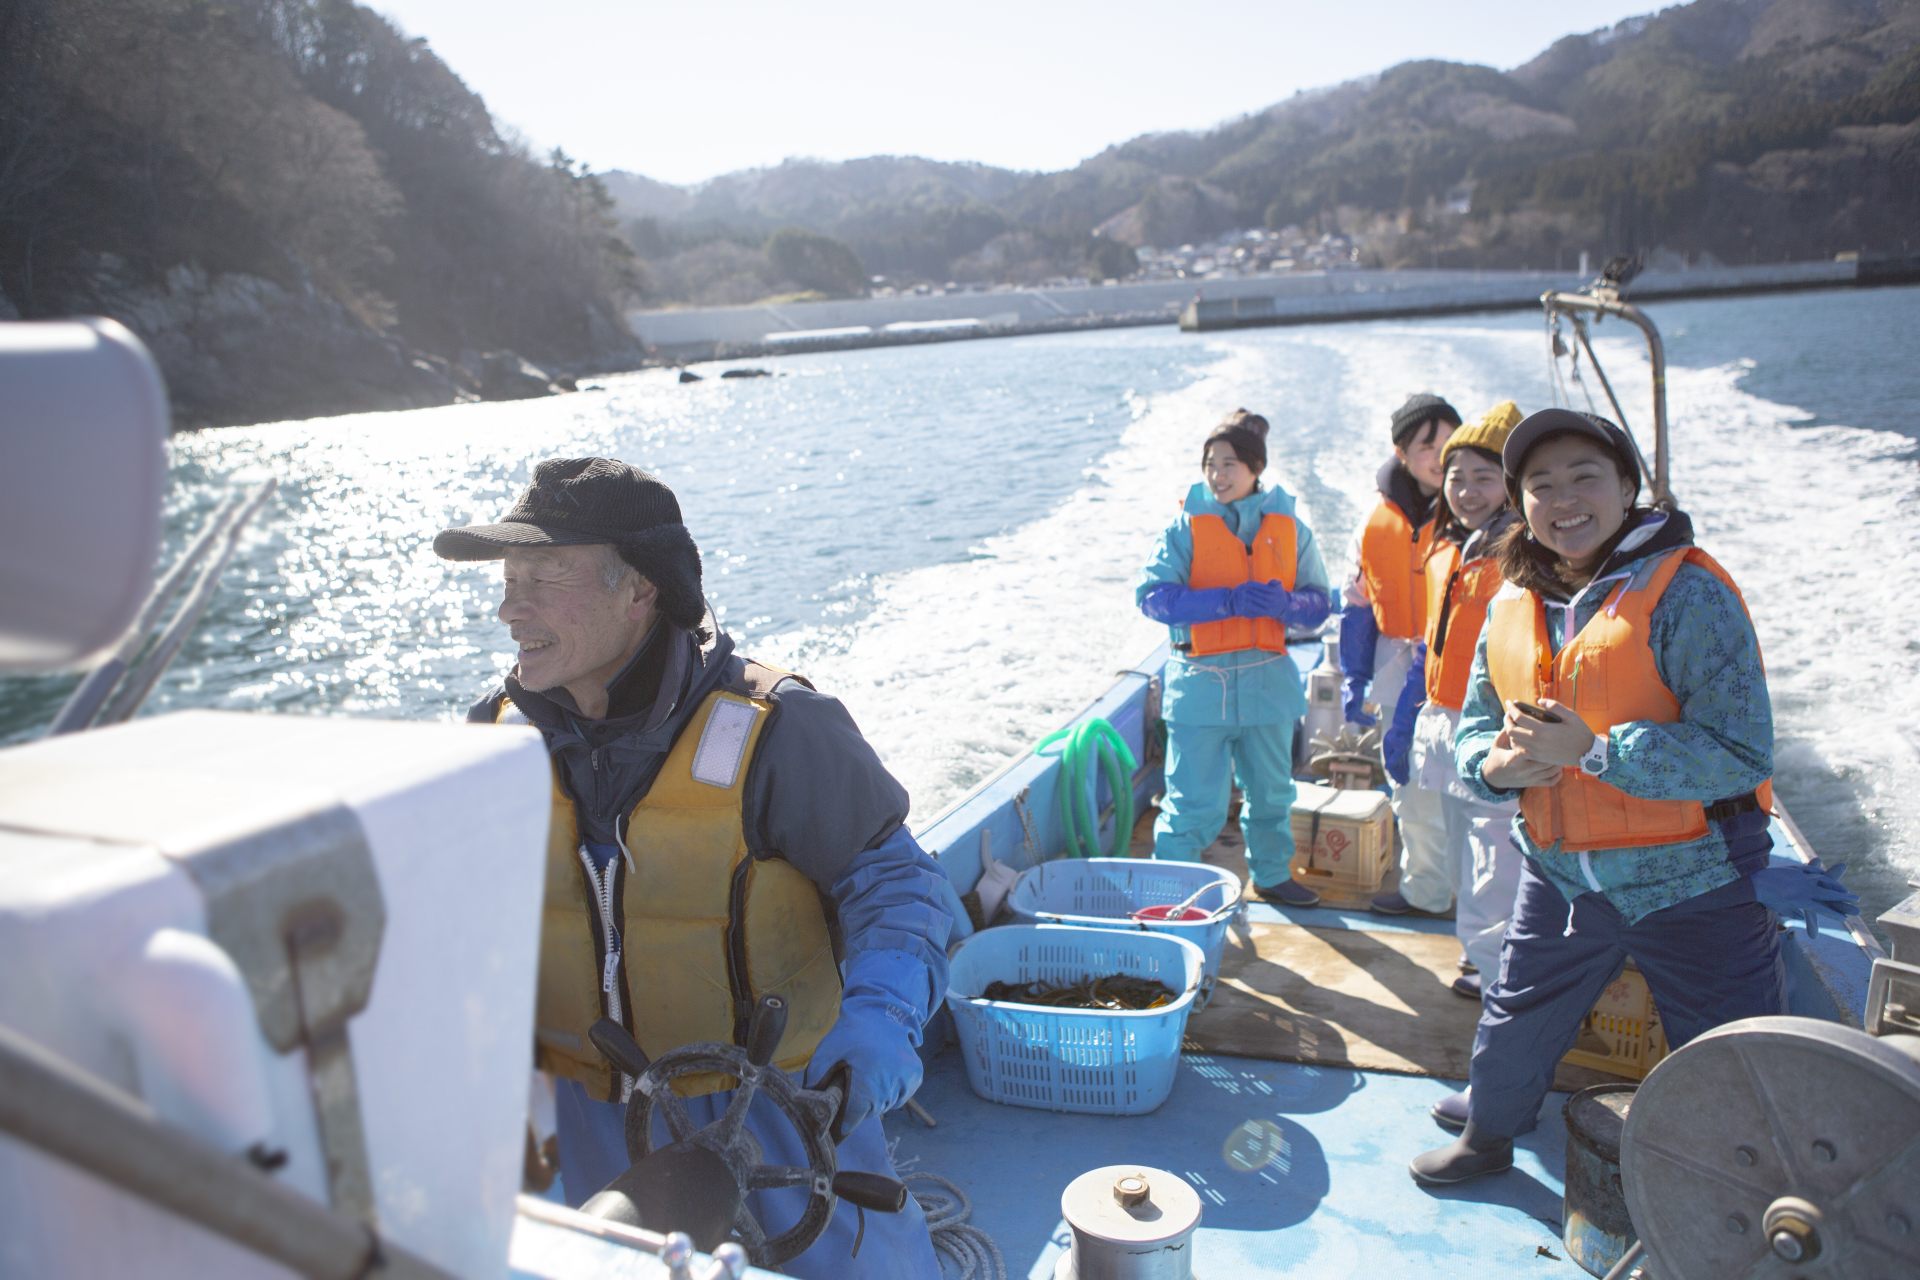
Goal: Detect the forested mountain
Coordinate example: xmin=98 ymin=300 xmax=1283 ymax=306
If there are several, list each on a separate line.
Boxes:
xmin=2 ymin=0 xmax=1913 ymax=421
xmin=0 ymin=0 xmax=640 ymax=427
xmin=610 ymin=0 xmax=1920 ymax=301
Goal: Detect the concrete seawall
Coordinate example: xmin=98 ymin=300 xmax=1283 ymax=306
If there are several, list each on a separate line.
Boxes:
xmin=625 ymin=258 xmax=1920 ymax=363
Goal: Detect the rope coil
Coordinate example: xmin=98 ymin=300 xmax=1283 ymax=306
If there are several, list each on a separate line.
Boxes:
xmin=905 ymin=1172 xmax=1006 ymax=1280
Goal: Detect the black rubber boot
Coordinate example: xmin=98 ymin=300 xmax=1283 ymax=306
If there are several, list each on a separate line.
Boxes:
xmin=1409 ymin=1122 xmax=1514 ymax=1186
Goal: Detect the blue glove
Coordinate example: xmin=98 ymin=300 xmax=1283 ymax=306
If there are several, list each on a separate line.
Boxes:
xmin=1338 ymin=601 xmax=1379 ymax=724
xmin=1140 ymin=583 xmax=1233 ymax=626
xmin=1342 ymin=676 xmax=1375 ymax=726
xmin=804 ymin=949 xmax=927 ymax=1139
xmin=1382 ymin=645 xmax=1426 ymax=785
xmin=1280 ymin=585 xmax=1333 ymax=628
xmin=1751 ymin=858 xmax=1858 ymax=934
xmin=1229 ymin=579 xmax=1291 ymax=619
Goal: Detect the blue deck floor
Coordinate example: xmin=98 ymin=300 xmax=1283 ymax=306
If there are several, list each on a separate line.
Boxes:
xmin=891 ymin=1044 xmax=1592 ymax=1279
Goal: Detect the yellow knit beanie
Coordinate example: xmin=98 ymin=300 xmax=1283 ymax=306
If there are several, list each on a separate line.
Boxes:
xmin=1441 ymin=400 xmax=1523 ymax=468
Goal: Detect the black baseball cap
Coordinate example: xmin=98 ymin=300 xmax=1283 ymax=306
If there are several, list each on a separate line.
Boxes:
xmin=1502 ymin=408 xmax=1642 ymax=503
xmin=433 ymin=457 xmax=683 ymax=560
xmin=434 ymin=457 xmax=707 ymax=630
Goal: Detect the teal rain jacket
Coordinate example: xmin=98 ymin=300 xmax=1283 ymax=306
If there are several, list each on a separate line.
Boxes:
xmin=1137 ymin=481 xmax=1331 ymax=728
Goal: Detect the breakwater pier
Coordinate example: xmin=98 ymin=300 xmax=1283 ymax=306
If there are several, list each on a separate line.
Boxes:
xmin=625 ymin=256 xmax=1920 ymax=364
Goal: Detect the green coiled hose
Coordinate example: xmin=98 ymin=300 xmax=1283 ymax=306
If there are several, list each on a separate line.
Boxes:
xmin=1035 ymin=717 xmax=1138 ymax=859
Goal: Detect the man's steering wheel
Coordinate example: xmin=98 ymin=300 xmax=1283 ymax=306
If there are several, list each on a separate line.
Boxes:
xmin=584 ymin=995 xmax=907 ymax=1268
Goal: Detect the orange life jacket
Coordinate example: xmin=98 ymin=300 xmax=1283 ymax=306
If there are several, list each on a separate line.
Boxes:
xmin=1359 ymin=500 xmax=1435 ymax=639
xmin=1185 ymin=505 xmax=1299 ymax=657
xmin=1483 ymin=546 xmax=1774 ymax=853
xmin=1423 ymin=537 xmax=1505 ymax=711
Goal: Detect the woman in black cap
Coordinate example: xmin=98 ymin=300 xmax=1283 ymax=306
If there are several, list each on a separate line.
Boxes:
xmin=1341 ymin=392 xmax=1461 ymax=918
xmin=1409 ymin=408 xmax=1816 ymax=1185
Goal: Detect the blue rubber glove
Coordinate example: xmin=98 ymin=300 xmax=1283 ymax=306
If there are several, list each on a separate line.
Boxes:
xmin=1140 ymin=583 xmax=1233 ymax=626
xmin=804 ymin=949 xmax=927 ymax=1139
xmin=1338 ymin=601 xmax=1379 ymax=725
xmin=1229 ymin=579 xmax=1291 ymax=619
xmin=1382 ymin=645 xmax=1426 ymax=785
xmin=1751 ymin=858 xmax=1858 ymax=933
xmin=1280 ymin=585 xmax=1333 ymax=629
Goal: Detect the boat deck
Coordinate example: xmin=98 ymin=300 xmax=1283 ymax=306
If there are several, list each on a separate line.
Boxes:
xmin=892 ymin=820 xmax=1596 ymax=1279
xmin=893 ymin=1041 xmax=1585 ymax=1278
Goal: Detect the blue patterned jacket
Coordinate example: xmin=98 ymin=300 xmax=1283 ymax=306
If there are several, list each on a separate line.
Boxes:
xmin=1454 ymin=510 xmax=1774 ymax=923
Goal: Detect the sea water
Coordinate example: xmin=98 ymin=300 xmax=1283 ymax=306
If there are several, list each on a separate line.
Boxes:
xmin=3 ymin=285 xmax=1915 ymax=921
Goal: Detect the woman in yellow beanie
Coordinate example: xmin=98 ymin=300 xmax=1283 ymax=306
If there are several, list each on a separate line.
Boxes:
xmin=1380 ymin=401 xmax=1526 ymax=1132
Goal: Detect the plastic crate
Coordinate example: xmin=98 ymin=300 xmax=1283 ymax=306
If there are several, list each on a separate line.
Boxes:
xmin=944 ymin=924 xmax=1205 ymax=1115
xmin=1561 ymin=961 xmax=1670 ymax=1080
xmin=1005 ymin=857 xmax=1242 ymax=986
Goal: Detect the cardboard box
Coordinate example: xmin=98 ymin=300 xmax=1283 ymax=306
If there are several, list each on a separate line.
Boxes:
xmin=1289 ymin=781 xmax=1393 ymax=896
xmin=1561 ymin=961 xmax=1670 ymax=1080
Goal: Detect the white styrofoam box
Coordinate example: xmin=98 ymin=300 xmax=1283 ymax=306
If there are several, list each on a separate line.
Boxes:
xmin=0 ymin=710 xmax=551 ymax=1277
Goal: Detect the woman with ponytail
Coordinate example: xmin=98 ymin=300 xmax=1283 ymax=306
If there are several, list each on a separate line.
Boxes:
xmin=1136 ymin=410 xmax=1332 ymax=905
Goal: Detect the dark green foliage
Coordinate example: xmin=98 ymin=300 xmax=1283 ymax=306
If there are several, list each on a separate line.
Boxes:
xmin=0 ymin=0 xmax=637 ymax=368
xmin=764 ymin=227 xmax=868 ymax=297
xmin=1087 ymin=237 xmax=1139 ymax=281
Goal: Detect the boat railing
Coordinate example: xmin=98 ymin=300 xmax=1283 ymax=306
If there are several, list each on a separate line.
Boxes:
xmin=1540 ymin=285 xmax=1669 ymax=507
xmin=46 ymin=477 xmax=277 ymax=736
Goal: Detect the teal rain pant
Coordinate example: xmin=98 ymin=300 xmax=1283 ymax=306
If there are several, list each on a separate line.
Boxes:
xmin=1153 ymin=719 xmax=1299 ymax=888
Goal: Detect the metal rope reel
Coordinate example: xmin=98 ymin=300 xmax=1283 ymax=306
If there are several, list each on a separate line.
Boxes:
xmin=1619 ymin=1015 xmax=1920 ymax=1277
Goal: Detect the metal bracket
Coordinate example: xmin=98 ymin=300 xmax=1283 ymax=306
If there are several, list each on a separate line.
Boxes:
xmin=163 ymin=802 xmax=386 ymax=1222
xmin=1867 ymin=957 xmax=1920 ymax=1038
xmin=1879 ymin=889 xmax=1920 ymax=965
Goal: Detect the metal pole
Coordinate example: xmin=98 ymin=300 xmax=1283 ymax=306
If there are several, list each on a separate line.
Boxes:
xmin=1567 ymin=315 xmax=1655 ymax=496
xmin=95 ymin=478 xmax=277 ymax=727
xmin=1541 ymin=290 xmax=1670 ymax=507
xmin=1599 ymin=1238 xmax=1646 ymax=1280
xmin=0 ymin=1021 xmax=452 ymax=1280
xmin=47 ymin=493 xmax=246 ymax=736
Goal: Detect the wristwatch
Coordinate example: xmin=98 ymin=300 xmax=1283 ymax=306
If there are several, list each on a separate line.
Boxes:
xmin=1578 ymin=732 xmax=1609 ymax=777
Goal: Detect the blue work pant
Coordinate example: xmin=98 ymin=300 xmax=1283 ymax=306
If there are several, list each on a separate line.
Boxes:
xmin=1467 ymin=861 xmax=1784 ymax=1138
xmin=555 ymin=1076 xmax=939 ymax=1280
xmin=1154 ymin=718 xmax=1298 ymax=888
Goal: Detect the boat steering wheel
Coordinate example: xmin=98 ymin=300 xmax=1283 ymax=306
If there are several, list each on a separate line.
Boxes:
xmin=589 ymin=995 xmax=907 ymax=1269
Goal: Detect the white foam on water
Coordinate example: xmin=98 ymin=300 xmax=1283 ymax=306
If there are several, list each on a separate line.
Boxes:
xmin=1616 ymin=345 xmax=1920 ymax=897
xmin=753 ymin=339 xmax=1288 ymax=818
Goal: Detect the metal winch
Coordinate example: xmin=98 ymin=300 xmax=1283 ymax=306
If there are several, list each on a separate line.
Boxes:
xmin=1055 ymin=1165 xmax=1202 ymax=1280
xmin=1617 ymin=1015 xmax=1920 ymax=1277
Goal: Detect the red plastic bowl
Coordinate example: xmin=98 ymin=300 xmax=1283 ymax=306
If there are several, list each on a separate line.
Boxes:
xmin=1130 ymin=904 xmax=1210 ymax=922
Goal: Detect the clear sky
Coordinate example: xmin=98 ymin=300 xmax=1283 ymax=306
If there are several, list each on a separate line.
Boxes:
xmin=368 ymin=1 xmax=1662 ymax=186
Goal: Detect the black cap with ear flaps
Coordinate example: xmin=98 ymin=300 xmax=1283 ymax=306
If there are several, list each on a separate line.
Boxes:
xmin=434 ymin=457 xmax=706 ymax=630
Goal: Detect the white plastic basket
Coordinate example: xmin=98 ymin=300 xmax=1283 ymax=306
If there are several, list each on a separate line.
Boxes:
xmin=944 ymin=924 xmax=1204 ymax=1115
xmin=1006 ymin=857 xmax=1241 ymax=988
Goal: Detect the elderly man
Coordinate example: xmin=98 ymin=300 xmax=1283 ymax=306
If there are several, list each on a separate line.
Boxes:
xmin=434 ymin=457 xmax=948 ymax=1279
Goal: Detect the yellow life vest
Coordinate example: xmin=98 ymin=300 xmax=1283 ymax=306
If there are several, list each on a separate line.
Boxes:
xmin=501 ymin=677 xmax=843 ymax=1100
xmin=1483 ymin=547 xmax=1774 ymax=853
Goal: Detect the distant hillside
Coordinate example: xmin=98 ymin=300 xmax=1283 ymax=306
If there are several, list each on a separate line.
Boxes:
xmin=0 ymin=0 xmax=642 ymax=426
xmin=608 ymin=0 xmax=1920 ymax=302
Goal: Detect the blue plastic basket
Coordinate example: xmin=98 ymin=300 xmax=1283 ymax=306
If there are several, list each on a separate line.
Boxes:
xmin=1005 ymin=857 xmax=1242 ymax=988
xmin=944 ymin=924 xmax=1205 ymax=1115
